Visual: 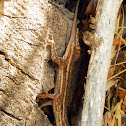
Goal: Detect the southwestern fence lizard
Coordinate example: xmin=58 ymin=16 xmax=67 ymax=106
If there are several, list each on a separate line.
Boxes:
xmin=36 ymin=0 xmax=80 ymax=126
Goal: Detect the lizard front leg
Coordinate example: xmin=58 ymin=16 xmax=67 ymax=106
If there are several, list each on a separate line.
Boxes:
xmin=46 ymin=29 xmax=65 ymax=66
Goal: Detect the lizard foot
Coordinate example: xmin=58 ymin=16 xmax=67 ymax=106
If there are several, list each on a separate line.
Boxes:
xmin=36 ymin=91 xmax=55 ymax=102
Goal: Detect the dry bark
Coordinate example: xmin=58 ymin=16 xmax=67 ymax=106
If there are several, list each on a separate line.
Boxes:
xmin=81 ymin=0 xmax=123 ymax=126
xmin=0 ymin=0 xmax=75 ymax=125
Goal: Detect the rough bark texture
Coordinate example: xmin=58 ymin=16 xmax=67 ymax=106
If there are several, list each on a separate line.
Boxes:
xmin=0 ymin=0 xmax=75 ymax=125
xmin=81 ymin=0 xmax=123 ymax=126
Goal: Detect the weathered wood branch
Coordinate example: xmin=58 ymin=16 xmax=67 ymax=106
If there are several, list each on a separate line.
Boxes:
xmin=81 ymin=0 xmax=123 ymax=126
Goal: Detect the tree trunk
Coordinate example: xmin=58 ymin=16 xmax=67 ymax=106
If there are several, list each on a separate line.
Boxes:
xmin=0 ymin=0 xmax=74 ymax=125
xmin=81 ymin=0 xmax=123 ymax=126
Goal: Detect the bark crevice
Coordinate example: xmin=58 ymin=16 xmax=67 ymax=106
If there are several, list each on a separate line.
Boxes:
xmin=0 ymin=50 xmax=38 ymax=80
xmin=0 ymin=107 xmax=22 ymax=121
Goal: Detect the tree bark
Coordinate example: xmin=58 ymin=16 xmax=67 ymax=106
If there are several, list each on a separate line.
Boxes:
xmin=0 ymin=0 xmax=75 ymax=125
xmin=81 ymin=0 xmax=123 ymax=126
xmin=0 ymin=0 xmax=52 ymax=125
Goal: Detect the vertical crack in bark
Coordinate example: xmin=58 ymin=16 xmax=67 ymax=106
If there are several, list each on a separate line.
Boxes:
xmin=0 ymin=106 xmax=21 ymax=121
xmin=0 ymin=50 xmax=38 ymax=80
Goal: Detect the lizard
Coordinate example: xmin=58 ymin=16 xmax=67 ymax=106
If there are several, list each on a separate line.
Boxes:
xmin=36 ymin=0 xmax=80 ymax=126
